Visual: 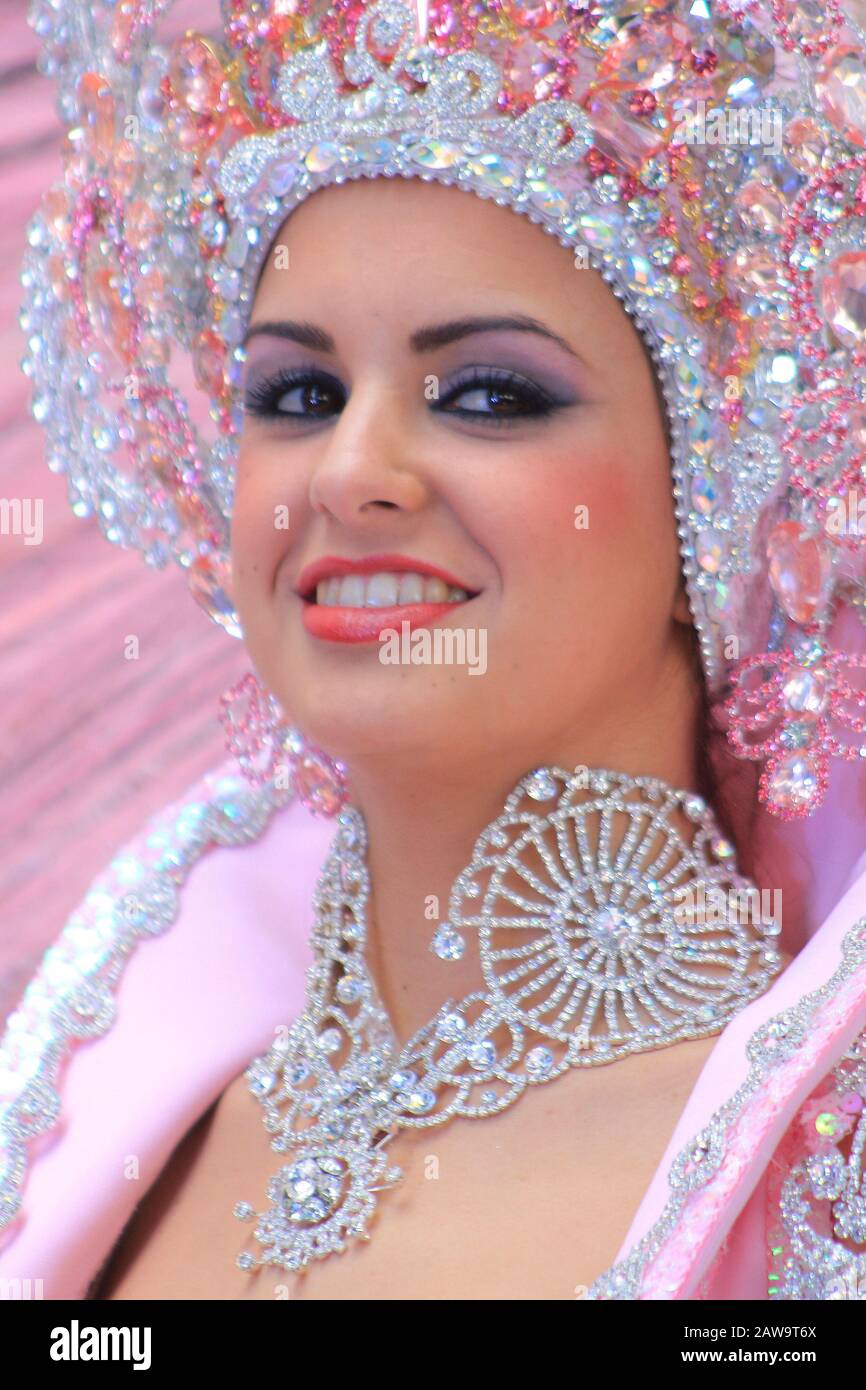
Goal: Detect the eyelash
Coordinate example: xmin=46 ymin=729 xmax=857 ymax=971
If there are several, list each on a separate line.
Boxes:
xmin=243 ymin=366 xmax=561 ymax=427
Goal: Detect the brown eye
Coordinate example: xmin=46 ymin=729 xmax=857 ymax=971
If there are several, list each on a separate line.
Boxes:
xmin=455 ymin=385 xmax=525 ymax=415
xmin=244 ymin=370 xmax=346 ymax=421
xmin=277 ymin=381 xmax=340 ymax=416
xmin=435 ymin=368 xmax=558 ymax=422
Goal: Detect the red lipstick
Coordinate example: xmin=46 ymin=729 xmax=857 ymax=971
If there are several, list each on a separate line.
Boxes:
xmin=295 ymin=553 xmax=477 ymax=645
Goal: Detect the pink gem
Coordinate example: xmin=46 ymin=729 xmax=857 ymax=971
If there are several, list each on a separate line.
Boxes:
xmin=170 ymin=35 xmax=227 ymax=116
xmin=112 ymin=139 xmax=143 ymax=198
xmin=42 ymin=188 xmax=70 ymax=242
xmin=78 ymin=72 xmax=116 ymax=164
xmin=125 ymin=197 xmax=161 ymax=252
xmin=815 ymin=46 xmax=866 ymax=148
xmin=502 ymin=39 xmax=559 ymax=102
xmin=767 ymin=521 xmax=832 ymax=624
xmin=840 ymin=1091 xmax=864 ymax=1114
xmin=168 ymin=35 xmax=229 ymax=151
xmin=726 ymin=246 xmax=786 ymax=299
xmin=47 ymin=254 xmax=70 ymax=303
xmin=193 ymin=329 xmax=228 ymax=397
xmin=753 ymin=312 xmax=795 ymax=349
xmin=784 ymin=0 xmax=840 ymax=50
xmin=219 ymin=671 xmax=281 ymax=782
xmin=84 ymin=259 xmax=136 ymax=368
xmin=783 ymin=116 xmax=826 ymax=173
xmin=734 ymin=180 xmax=785 ymax=235
xmin=585 ymin=82 xmax=667 ymax=170
xmin=597 ymin=17 xmax=690 ymax=91
xmin=502 ymin=0 xmax=558 ymax=28
xmin=821 ymin=250 xmax=866 ymax=350
xmin=765 ymin=752 xmax=820 ymax=813
xmin=291 ymin=747 xmax=348 ymax=818
xmin=782 ymin=668 xmax=829 ymax=716
xmin=189 ymin=555 xmax=239 ymax=637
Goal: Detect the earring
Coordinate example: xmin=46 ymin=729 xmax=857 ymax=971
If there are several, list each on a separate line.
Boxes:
xmin=219 ymin=671 xmax=348 ymax=818
xmin=725 ymin=631 xmax=866 ymax=819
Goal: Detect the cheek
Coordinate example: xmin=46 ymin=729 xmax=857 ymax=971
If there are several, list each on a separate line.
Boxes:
xmin=481 ymin=443 xmax=651 ymax=592
xmin=473 ymin=436 xmax=679 ymax=657
xmin=231 ymin=446 xmax=301 ymax=592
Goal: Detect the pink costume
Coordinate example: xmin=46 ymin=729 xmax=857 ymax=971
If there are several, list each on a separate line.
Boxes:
xmin=4 ymin=0 xmax=866 ymax=1299
xmin=2 ymin=744 xmax=866 ymax=1300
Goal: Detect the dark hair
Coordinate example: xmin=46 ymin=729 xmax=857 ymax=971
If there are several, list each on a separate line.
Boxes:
xmin=688 ymin=621 xmax=761 ymax=878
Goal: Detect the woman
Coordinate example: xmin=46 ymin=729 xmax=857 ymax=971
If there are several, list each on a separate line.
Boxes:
xmin=2 ymin=0 xmax=866 ymax=1300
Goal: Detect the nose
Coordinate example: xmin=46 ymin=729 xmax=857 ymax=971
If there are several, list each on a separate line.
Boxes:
xmin=308 ymin=382 xmax=431 ymax=526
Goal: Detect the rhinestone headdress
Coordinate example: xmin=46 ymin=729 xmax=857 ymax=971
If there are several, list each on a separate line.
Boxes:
xmin=20 ymin=0 xmax=866 ymax=818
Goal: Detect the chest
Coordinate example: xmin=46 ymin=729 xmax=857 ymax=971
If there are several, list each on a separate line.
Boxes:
xmin=95 ymin=1033 xmax=719 ymax=1300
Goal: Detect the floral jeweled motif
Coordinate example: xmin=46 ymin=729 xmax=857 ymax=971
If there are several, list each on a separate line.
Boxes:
xmin=234 ymin=765 xmax=783 ymax=1275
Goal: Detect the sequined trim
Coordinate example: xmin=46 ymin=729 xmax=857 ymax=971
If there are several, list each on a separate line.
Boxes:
xmin=767 ymin=1025 xmax=866 ymax=1299
xmin=0 ymin=764 xmax=292 ymax=1241
xmin=586 ymin=916 xmax=866 ymax=1299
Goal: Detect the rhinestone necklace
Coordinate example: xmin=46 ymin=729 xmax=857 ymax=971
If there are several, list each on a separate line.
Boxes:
xmin=233 ymin=764 xmax=783 ymax=1276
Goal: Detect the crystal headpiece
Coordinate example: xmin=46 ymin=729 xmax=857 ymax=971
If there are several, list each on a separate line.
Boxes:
xmin=20 ymin=0 xmax=866 ymax=818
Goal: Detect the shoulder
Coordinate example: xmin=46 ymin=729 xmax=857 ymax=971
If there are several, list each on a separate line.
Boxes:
xmin=0 ymin=759 xmax=334 ymax=1292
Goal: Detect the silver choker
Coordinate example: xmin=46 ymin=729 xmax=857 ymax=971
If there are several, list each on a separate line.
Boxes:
xmin=233 ymin=765 xmax=783 ymax=1275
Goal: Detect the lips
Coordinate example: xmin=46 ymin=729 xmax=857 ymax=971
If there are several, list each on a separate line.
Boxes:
xmin=295 ymin=553 xmax=479 ymax=644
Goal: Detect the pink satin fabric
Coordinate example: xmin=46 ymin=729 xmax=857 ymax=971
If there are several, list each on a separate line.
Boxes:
xmin=0 ymin=782 xmax=330 ymax=1298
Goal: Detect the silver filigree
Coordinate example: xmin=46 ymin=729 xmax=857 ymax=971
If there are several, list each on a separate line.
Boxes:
xmin=235 ymin=764 xmax=784 ymax=1276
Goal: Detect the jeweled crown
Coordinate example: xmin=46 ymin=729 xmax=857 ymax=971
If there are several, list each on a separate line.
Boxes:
xmin=19 ymin=0 xmax=866 ymax=816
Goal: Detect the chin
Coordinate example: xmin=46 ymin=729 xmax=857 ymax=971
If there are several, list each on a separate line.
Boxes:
xmin=284 ymin=680 xmax=460 ymax=766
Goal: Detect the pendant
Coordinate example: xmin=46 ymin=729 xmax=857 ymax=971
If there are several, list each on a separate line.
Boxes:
xmin=234 ymin=1123 xmax=403 ymax=1273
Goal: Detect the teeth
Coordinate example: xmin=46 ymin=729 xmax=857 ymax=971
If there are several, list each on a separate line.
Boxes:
xmin=397 ymin=573 xmax=424 ymax=604
xmin=313 ymin=572 xmax=470 ymax=608
xmin=367 ymin=573 xmax=399 ymax=607
xmin=424 ymin=577 xmax=448 ymax=602
xmin=339 ymin=575 xmax=364 ymax=607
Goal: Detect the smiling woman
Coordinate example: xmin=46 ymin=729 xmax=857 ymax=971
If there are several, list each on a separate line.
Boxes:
xmin=5 ymin=0 xmax=866 ymax=1310
xmin=232 ymin=177 xmax=695 ymax=783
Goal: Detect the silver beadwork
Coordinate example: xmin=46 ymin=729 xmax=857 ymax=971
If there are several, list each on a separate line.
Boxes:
xmin=235 ymin=764 xmax=784 ymax=1276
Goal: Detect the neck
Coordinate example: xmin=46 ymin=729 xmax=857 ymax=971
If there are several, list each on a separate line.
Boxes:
xmin=340 ymin=676 xmax=703 ymax=1046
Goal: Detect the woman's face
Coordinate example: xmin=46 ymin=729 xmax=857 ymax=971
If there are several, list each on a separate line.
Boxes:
xmin=232 ymin=177 xmax=694 ymax=773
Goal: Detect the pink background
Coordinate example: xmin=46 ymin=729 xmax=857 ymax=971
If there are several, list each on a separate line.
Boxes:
xmin=0 ymin=1 xmax=245 ymax=1022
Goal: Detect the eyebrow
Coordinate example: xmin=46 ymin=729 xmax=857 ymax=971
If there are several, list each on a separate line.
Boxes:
xmin=242 ymin=314 xmax=585 ymax=363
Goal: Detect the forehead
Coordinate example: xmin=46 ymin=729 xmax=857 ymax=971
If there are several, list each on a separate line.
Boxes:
xmin=250 ymin=176 xmax=639 ymax=346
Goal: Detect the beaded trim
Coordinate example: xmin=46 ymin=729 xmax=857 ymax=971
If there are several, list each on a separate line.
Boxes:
xmin=0 ymin=765 xmax=292 ymax=1241
xmin=585 ymin=913 xmax=866 ymax=1299
xmin=767 ymin=1028 xmax=866 ymax=1299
